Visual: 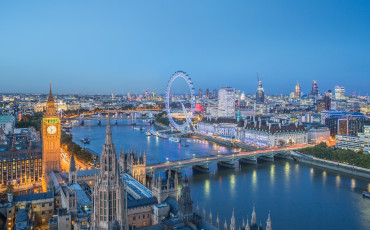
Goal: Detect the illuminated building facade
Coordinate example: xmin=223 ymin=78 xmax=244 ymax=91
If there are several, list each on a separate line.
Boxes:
xmin=336 ymin=126 xmax=370 ymax=154
xmin=295 ymin=82 xmax=301 ymax=99
xmin=323 ymin=111 xmax=370 ymax=136
xmin=91 ymin=118 xmax=126 ymax=229
xmin=256 ymin=78 xmax=264 ymax=104
xmin=197 ymin=117 xmax=238 ymax=138
xmin=235 ymin=120 xmax=307 ymax=147
xmin=311 ymin=80 xmax=319 ymax=97
xmin=42 ymin=84 xmax=61 ymax=190
xmin=335 ymin=86 xmax=345 ymax=100
xmin=218 ymin=87 xmax=236 ymax=118
xmin=0 ymin=141 xmax=42 ymax=187
xmin=120 ymin=150 xmax=147 ymax=186
xmin=307 ymin=126 xmax=330 ymax=144
xmin=316 ymin=96 xmax=331 ymax=112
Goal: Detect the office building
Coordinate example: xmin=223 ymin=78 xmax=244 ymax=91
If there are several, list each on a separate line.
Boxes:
xmin=295 ymin=82 xmax=301 ymax=99
xmin=335 ymin=86 xmax=345 ymax=100
xmin=218 ymin=87 xmax=236 ymax=118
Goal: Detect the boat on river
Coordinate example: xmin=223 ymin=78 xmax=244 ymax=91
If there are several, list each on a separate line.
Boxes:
xmin=80 ymin=138 xmax=90 ymax=144
xmin=363 ymin=191 xmax=370 ymax=199
xmin=169 ymin=137 xmax=181 ymax=143
xmin=145 ymin=131 xmax=151 ymax=136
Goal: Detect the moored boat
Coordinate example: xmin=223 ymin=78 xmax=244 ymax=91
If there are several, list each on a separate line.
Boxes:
xmin=362 ymin=191 xmax=370 ymax=199
xmin=80 ymin=137 xmax=90 ymax=144
xmin=169 ymin=137 xmax=181 ymax=143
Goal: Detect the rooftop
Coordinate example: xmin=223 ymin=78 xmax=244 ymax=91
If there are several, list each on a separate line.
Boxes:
xmin=13 ymin=192 xmax=53 ymax=202
xmin=15 ymin=207 xmax=29 ymax=223
xmin=0 ymin=115 xmax=15 ymax=123
xmin=123 ymin=173 xmax=153 ymax=198
xmin=127 ymin=197 xmax=158 ymax=209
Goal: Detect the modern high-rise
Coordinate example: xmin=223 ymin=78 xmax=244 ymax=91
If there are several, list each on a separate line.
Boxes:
xmin=256 ymin=78 xmax=264 ymax=104
xmin=336 ymin=126 xmax=370 ymax=154
xmin=213 ymin=89 xmax=217 ymax=98
xmin=317 ymin=96 xmax=331 ymax=112
xmin=295 ymin=82 xmax=301 ymax=99
xmin=311 ymin=80 xmax=319 ymax=97
xmin=198 ymin=89 xmax=202 ymax=98
xmin=335 ymin=86 xmax=345 ymax=100
xmin=327 ymin=90 xmax=333 ymax=99
xmin=323 ymin=111 xmax=370 ymax=136
xmin=218 ymin=87 xmax=235 ymax=118
xmin=91 ymin=117 xmax=126 ymax=229
xmin=206 ymin=89 xmax=210 ymax=98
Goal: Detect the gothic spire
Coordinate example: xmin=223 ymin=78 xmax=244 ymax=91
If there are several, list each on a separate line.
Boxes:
xmin=105 ymin=114 xmax=113 ymax=146
xmin=266 ymin=211 xmax=272 ymax=230
xmin=245 ymin=218 xmax=250 ymax=230
xmin=251 ymin=204 xmax=256 ymax=226
xmin=48 ymin=82 xmax=55 ymax=102
xmin=230 ymin=209 xmax=236 ymax=230
xmin=69 ymin=153 xmax=76 ymax=172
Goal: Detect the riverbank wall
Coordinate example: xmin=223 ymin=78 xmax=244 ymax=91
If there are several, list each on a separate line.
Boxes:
xmin=287 ymin=151 xmax=370 ymax=179
xmin=192 ymin=132 xmax=258 ymax=151
xmin=153 ymin=121 xmax=169 ymax=130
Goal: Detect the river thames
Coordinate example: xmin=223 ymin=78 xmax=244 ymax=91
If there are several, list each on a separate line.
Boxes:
xmin=71 ymin=120 xmax=370 ymax=230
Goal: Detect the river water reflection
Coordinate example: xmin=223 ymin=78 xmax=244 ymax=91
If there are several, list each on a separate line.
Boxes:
xmin=71 ymin=121 xmax=370 ymax=229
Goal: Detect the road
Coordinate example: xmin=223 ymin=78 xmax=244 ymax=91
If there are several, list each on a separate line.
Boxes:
xmin=60 ymin=148 xmax=90 ymax=172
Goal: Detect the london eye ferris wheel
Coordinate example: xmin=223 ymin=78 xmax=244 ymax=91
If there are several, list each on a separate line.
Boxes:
xmin=165 ymin=71 xmax=195 ymax=131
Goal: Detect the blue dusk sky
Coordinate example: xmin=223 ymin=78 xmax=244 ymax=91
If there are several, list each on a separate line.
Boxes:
xmin=0 ymin=0 xmax=369 ymax=95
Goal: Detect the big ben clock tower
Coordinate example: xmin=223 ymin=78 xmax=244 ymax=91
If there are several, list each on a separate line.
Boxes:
xmin=42 ymin=83 xmax=61 ymax=190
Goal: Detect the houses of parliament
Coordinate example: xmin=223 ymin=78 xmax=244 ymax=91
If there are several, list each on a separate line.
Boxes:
xmin=0 ymin=85 xmax=272 ymax=230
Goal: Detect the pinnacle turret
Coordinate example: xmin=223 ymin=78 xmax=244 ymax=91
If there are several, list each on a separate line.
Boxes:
xmin=69 ymin=153 xmax=76 ymax=172
xmin=105 ymin=115 xmax=113 ymax=146
xmin=251 ymin=204 xmax=257 ymax=226
xmin=245 ymin=218 xmax=250 ymax=230
xmin=48 ymin=82 xmax=55 ymax=102
xmin=230 ymin=209 xmax=236 ymax=230
xmin=266 ymin=211 xmax=272 ymax=230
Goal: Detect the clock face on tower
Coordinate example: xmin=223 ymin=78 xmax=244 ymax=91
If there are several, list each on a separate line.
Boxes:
xmin=47 ymin=125 xmax=57 ymax=134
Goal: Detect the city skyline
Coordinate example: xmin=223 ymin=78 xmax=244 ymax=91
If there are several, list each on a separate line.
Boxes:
xmin=1 ymin=1 xmax=370 ymax=94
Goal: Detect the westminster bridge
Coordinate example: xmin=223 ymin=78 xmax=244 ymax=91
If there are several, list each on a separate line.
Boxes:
xmin=146 ymin=144 xmax=311 ymax=173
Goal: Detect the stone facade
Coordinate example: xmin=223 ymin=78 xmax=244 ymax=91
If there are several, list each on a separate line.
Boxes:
xmin=120 ymin=150 xmax=146 ymax=186
xmin=91 ymin=118 xmax=126 ymax=230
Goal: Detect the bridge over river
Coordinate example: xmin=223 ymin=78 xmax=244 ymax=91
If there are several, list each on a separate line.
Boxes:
xmin=146 ymin=144 xmax=311 ymax=173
